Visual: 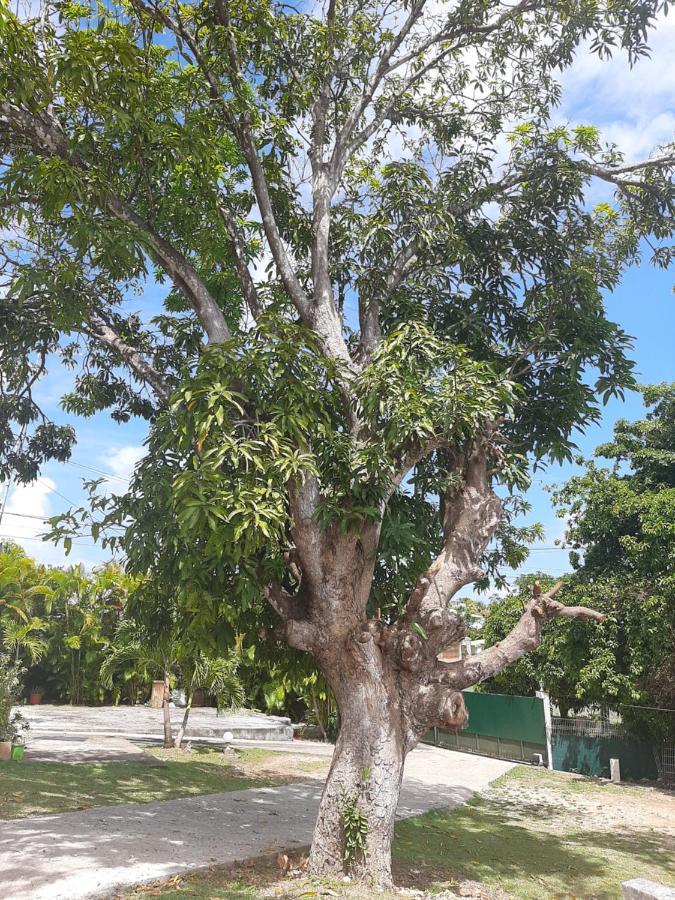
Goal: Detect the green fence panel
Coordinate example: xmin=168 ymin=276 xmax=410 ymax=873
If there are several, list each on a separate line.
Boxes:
xmin=552 ymin=734 xmax=658 ymax=780
xmin=422 ymin=691 xmax=548 ymax=764
xmin=464 ymin=691 xmax=546 ymax=744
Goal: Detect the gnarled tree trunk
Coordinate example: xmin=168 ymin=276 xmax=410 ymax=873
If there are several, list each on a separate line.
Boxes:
xmin=309 ymin=643 xmax=407 ymax=884
xmin=269 ymin=448 xmax=604 ymax=887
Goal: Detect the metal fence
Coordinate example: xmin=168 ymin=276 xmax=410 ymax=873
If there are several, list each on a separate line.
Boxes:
xmin=655 ymin=742 xmax=675 ymax=787
xmin=550 ymin=715 xmax=672 ymax=782
xmin=424 ymin=690 xmax=548 ymax=765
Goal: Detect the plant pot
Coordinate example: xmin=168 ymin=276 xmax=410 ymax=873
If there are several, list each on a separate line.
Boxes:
xmin=10 ymin=745 xmax=24 ymax=761
xmin=0 ymin=741 xmax=11 ymax=762
xmin=192 ymin=688 xmax=206 ymax=707
xmin=29 ymin=693 xmax=44 ymax=705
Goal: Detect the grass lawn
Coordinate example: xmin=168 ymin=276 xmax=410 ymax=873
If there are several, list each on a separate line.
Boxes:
xmin=125 ymin=766 xmax=675 ymax=900
xmin=0 ymin=747 xmax=289 ymax=819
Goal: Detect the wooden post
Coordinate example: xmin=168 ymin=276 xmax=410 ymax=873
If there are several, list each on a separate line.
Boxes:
xmin=149 ymin=680 xmax=164 ymax=709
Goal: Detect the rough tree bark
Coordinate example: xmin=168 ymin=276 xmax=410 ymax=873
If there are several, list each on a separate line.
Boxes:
xmin=275 ymin=444 xmax=604 ymax=887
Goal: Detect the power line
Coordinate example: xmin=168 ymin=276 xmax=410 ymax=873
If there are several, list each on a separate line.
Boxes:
xmin=0 ymin=533 xmax=96 ymax=547
xmin=65 ymin=460 xmax=129 ymax=484
xmin=37 ymin=478 xmax=79 ymax=509
xmin=2 ymin=511 xmax=51 ymax=521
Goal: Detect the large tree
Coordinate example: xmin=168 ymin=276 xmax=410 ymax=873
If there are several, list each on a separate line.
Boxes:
xmin=1 ymin=0 xmax=673 ymax=883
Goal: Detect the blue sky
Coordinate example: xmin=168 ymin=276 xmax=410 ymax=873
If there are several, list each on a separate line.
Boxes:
xmin=1 ymin=12 xmax=673 ymax=584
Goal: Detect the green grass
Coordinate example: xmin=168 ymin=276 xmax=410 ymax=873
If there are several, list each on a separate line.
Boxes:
xmin=127 ymin=766 xmax=675 ymax=900
xmin=394 ymin=767 xmax=675 ymax=899
xmin=0 ymin=747 xmax=280 ymax=820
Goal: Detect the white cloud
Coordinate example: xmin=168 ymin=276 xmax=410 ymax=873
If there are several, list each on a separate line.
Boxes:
xmin=103 ymin=445 xmax=146 ymax=482
xmin=559 ymin=13 xmax=675 ymax=161
xmin=0 ymin=478 xmax=55 ymax=548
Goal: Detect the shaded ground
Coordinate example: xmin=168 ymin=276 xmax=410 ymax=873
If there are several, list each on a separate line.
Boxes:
xmin=20 ymin=734 xmax=166 ymax=765
xmin=125 ymin=767 xmax=675 ymax=900
xmin=0 ymin=747 xmax=318 ymax=819
xmin=0 ymin=746 xmax=512 ymax=900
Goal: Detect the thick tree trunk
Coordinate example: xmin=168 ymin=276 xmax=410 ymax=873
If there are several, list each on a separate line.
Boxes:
xmin=308 ymin=648 xmax=407 ymax=887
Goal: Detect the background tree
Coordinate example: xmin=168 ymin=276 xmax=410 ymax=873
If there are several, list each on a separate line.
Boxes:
xmin=0 ymin=543 xmax=51 ymax=666
xmin=1 ymin=0 xmax=674 ymax=884
xmin=482 ymin=387 xmax=675 ymax=735
xmin=39 ymin=563 xmax=131 ymax=704
xmin=100 ymin=588 xmax=244 ymax=747
xmin=553 ymin=384 xmax=675 ymax=736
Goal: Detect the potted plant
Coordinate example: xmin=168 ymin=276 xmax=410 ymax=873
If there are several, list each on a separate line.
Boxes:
xmin=0 ymin=655 xmax=28 ymax=761
xmin=29 ymin=685 xmax=45 ymax=705
xmin=0 ymin=712 xmax=28 ymax=761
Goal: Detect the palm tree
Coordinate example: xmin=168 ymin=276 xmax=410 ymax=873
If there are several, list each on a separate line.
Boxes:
xmin=0 ymin=544 xmax=51 ymax=666
xmin=173 ymin=651 xmax=244 ymax=749
xmin=101 ymin=617 xmax=243 ymax=748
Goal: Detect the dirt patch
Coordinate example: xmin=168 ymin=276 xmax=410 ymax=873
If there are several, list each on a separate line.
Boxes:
xmin=146 ymin=746 xmax=331 ymax=785
xmin=487 ymin=766 xmax=675 ymax=838
xmin=244 ymin=751 xmax=331 ymax=784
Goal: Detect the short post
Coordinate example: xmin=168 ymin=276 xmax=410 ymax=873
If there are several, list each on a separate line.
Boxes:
xmin=536 ymin=689 xmax=554 ymax=770
xmin=610 ymin=757 xmax=621 ymax=784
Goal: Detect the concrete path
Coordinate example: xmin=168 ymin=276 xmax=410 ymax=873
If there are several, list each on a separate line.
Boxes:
xmin=21 ymin=735 xmax=166 ymax=766
xmin=0 ymin=745 xmax=513 ymax=900
xmin=19 ymin=704 xmax=293 ymax=742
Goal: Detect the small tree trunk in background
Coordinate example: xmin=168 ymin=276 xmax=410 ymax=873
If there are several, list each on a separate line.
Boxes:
xmin=162 ymin=669 xmax=172 ymax=748
xmin=174 ymin=691 xmax=193 ymax=749
xmin=310 ymin=683 xmax=328 ymax=743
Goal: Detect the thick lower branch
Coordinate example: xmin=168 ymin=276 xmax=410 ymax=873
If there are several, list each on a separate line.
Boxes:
xmin=434 ymin=582 xmax=605 ymax=690
xmin=405 ymin=441 xmax=502 ymax=624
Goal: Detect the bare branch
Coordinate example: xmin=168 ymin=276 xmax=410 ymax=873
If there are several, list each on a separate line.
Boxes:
xmin=576 ymin=152 xmax=675 ymax=191
xmin=434 ymin=581 xmax=605 ymax=690
xmin=85 ymin=319 xmax=172 ymax=404
xmin=217 ymin=204 xmax=262 ymax=320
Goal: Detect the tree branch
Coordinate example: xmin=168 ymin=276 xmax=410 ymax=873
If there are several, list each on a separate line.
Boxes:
xmin=264 ymin=582 xmax=317 ymax=652
xmin=0 ymin=101 xmax=231 ymax=344
xmin=85 ymin=319 xmax=173 ymax=404
xmin=216 ymin=204 xmax=262 ymax=320
xmin=434 ymin=581 xmax=605 ymax=690
xmin=404 ymin=440 xmax=502 ymax=626
xmin=340 ymin=0 xmax=539 ymax=167
xmin=575 ymin=153 xmax=675 ymax=191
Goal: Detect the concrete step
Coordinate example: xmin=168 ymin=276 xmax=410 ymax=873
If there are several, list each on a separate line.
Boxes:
xmin=16 ymin=705 xmax=294 ymax=742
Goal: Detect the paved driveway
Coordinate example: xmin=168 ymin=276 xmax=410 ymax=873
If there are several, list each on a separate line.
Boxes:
xmin=0 ymin=745 xmax=514 ymax=900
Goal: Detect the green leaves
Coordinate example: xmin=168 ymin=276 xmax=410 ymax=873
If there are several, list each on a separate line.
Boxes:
xmin=484 ymin=388 xmax=675 ymax=733
xmin=358 ymin=322 xmax=518 ymax=457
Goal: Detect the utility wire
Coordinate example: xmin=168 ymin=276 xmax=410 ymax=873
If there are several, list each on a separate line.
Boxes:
xmin=65 ymin=460 xmax=129 ymax=484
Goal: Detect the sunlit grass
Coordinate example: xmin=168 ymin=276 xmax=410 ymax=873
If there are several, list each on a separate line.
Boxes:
xmin=0 ymin=747 xmax=282 ymax=819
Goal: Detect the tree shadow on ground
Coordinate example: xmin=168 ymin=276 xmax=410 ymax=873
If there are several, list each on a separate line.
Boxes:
xmin=393 ymin=803 xmax=673 ymax=899
xmin=0 ymin=760 xmax=270 ymax=819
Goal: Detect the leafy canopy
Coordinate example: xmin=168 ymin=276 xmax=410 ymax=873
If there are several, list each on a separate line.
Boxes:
xmin=0 ymin=0 xmax=672 ymax=638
